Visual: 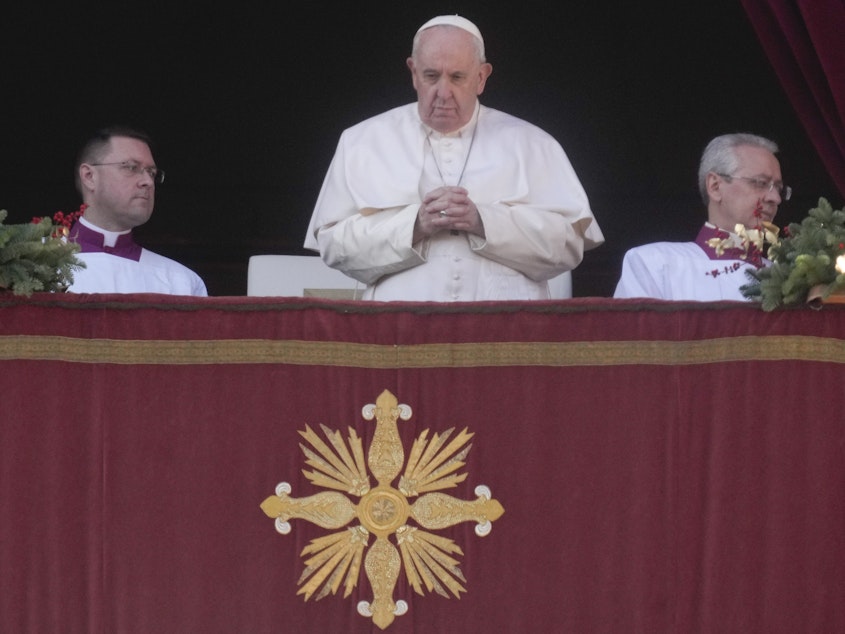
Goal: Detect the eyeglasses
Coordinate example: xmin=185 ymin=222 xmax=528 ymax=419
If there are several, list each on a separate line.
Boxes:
xmin=717 ymin=173 xmax=791 ymax=201
xmin=90 ymin=161 xmax=165 ymax=185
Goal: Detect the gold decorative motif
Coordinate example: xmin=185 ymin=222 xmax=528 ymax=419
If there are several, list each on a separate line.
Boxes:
xmin=6 ymin=334 xmax=845 ymax=366
xmin=260 ymin=389 xmax=504 ymax=630
xmin=706 ymin=221 xmax=780 ymax=260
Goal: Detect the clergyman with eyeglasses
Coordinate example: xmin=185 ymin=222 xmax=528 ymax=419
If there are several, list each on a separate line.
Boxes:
xmin=614 ymin=132 xmax=789 ymax=301
xmin=66 ymin=125 xmax=207 ymax=296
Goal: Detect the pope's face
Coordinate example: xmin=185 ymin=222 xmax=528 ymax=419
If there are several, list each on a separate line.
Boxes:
xmin=407 ymin=27 xmax=492 ymax=133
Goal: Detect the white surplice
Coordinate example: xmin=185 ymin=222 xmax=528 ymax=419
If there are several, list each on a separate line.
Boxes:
xmin=67 ymin=217 xmax=208 ymax=296
xmin=613 ymin=224 xmax=762 ymax=302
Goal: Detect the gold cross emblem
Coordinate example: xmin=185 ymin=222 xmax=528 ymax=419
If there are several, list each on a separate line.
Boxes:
xmin=260 ymin=389 xmax=505 ymax=629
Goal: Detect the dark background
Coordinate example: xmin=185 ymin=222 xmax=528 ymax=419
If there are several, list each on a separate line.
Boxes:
xmin=3 ymin=2 xmax=841 ymax=297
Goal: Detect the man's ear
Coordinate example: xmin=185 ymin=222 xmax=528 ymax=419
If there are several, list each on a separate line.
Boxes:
xmin=476 ymin=63 xmax=492 ymax=95
xmin=78 ymin=164 xmax=96 ymax=193
xmin=706 ymin=172 xmax=722 ymax=202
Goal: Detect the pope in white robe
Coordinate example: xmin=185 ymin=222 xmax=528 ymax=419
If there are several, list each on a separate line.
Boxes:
xmin=304 ymin=16 xmax=603 ymax=302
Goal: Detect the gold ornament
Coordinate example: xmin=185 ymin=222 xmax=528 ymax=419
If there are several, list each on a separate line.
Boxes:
xmin=260 ymin=389 xmax=504 ymax=630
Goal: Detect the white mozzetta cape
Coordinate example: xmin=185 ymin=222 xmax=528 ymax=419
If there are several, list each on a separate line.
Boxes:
xmin=305 ymin=103 xmax=603 ymax=301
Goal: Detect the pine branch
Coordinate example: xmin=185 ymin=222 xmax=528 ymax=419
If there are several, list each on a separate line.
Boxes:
xmin=740 ymin=198 xmax=845 ymax=311
xmin=0 ymin=210 xmax=86 ymax=295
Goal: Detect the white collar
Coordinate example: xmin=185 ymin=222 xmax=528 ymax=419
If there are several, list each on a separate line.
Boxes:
xmin=79 ymin=215 xmax=132 ymax=248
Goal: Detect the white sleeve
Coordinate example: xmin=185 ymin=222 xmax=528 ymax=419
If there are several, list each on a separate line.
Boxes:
xmin=314 ymin=204 xmax=426 ymax=285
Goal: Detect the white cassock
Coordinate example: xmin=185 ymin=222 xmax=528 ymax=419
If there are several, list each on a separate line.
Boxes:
xmin=613 ymin=223 xmax=762 ymax=301
xmin=304 ymin=102 xmax=604 ymax=301
xmin=67 ymin=217 xmax=208 ymax=296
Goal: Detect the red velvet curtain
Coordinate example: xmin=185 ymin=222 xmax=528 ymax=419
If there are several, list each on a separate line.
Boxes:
xmin=2 ymin=295 xmax=845 ymax=633
xmin=740 ymin=0 xmax=845 ymax=200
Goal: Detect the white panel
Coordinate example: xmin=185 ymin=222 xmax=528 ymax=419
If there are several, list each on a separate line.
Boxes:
xmin=248 ymin=255 xmax=572 ymax=299
xmin=548 ymin=271 xmax=573 ymax=299
xmin=247 ymin=255 xmax=361 ymax=298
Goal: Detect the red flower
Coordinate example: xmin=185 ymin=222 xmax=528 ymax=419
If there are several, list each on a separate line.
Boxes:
xmin=52 ymin=204 xmax=86 ymax=227
xmin=30 ymin=204 xmax=86 ymax=238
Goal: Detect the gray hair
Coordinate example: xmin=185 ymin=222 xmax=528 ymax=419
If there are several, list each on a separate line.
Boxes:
xmin=697 ymin=133 xmax=779 ymax=204
xmin=411 ymin=25 xmax=486 ymax=63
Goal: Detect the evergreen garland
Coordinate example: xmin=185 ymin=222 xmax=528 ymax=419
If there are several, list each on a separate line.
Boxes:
xmin=741 ymin=197 xmax=845 ymax=311
xmin=0 ymin=209 xmax=86 ymax=295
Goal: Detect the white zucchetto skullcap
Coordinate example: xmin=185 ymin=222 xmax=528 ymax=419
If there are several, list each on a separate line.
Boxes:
xmin=416 ymin=14 xmax=484 ymax=47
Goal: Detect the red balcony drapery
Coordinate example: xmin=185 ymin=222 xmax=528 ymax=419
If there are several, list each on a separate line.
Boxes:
xmin=2 ymin=294 xmax=844 ymax=633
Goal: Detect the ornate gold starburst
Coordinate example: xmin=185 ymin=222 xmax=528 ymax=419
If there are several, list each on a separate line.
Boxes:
xmin=260 ymin=389 xmax=505 ymax=630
